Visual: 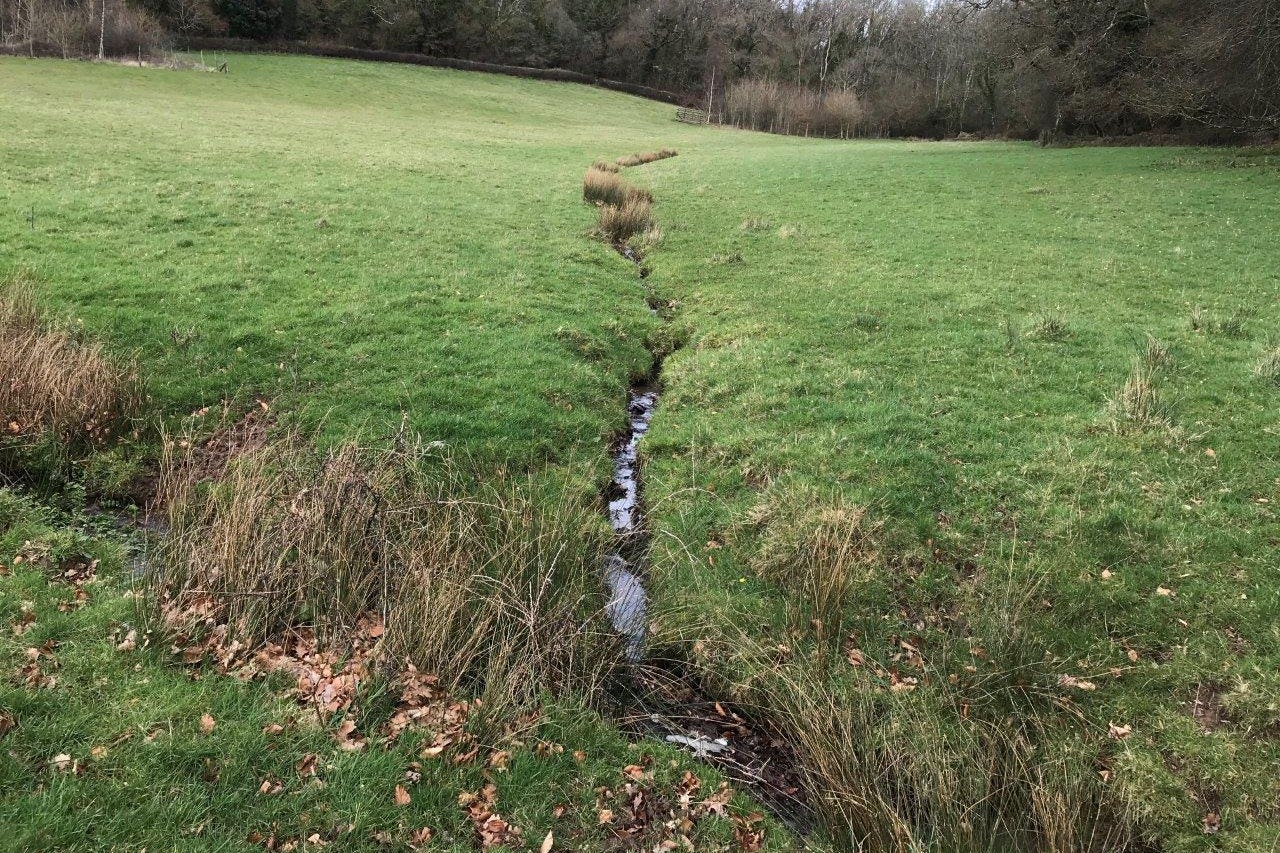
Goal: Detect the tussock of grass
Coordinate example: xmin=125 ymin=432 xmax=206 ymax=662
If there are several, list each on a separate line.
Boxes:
xmin=1254 ymin=343 xmax=1280 ymax=381
xmin=1190 ymin=305 xmax=1251 ymax=337
xmin=596 ymin=195 xmax=653 ymax=243
xmin=584 ymin=166 xmax=653 ymax=206
xmin=1107 ymin=359 xmax=1174 ymax=432
xmin=627 ymin=224 xmax=664 ymax=256
xmin=583 ymin=165 xmax=630 ymax=206
xmin=0 ymin=274 xmax=140 ymax=461
xmin=676 ymin=591 xmax=1131 ymax=853
xmin=156 ymin=432 xmax=616 ymax=717
xmin=616 ymin=148 xmax=677 ymax=167
xmin=749 ymin=491 xmax=875 ymax=649
xmin=590 ymin=158 xmax=620 ymax=173
xmin=1141 ymin=334 xmax=1173 ymax=369
xmin=1030 ymin=311 xmax=1071 ymax=340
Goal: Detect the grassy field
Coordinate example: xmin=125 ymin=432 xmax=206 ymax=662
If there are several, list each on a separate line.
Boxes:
xmin=3 ymin=53 xmax=1280 ymax=851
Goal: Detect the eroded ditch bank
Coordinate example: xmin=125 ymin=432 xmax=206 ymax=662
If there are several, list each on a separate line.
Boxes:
xmin=588 ymin=162 xmax=811 ymax=829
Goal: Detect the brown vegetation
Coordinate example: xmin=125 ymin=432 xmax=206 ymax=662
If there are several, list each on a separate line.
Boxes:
xmin=596 ymin=194 xmax=653 ymax=244
xmin=1107 ymin=359 xmax=1173 ymax=432
xmin=0 ymin=0 xmax=166 ymax=60
xmin=725 ymin=81 xmax=863 ymax=138
xmin=0 ymin=273 xmax=140 ymax=454
xmin=583 ymin=165 xmax=649 ymax=207
xmin=154 ymin=431 xmax=616 ymax=719
xmin=616 ymin=149 xmax=677 ymax=167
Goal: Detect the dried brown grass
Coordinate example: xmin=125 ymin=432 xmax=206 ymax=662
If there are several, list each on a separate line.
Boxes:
xmin=616 ymin=149 xmax=678 ymax=167
xmin=154 ymin=431 xmax=616 ymax=717
xmin=583 ymin=165 xmax=630 ymax=206
xmin=0 ymin=273 xmax=140 ymax=452
xmin=672 ymin=564 xmax=1131 ymax=853
xmin=596 ymin=195 xmax=653 ymax=243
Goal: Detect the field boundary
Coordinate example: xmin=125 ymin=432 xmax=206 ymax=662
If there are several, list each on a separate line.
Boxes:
xmin=179 ymin=37 xmax=690 ymax=106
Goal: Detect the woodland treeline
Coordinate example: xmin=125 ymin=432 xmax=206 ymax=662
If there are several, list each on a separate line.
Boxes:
xmin=3 ymin=0 xmax=1278 ymax=140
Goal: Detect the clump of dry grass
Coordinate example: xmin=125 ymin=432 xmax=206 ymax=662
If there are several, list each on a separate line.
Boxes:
xmin=155 ymin=432 xmax=616 ymax=716
xmin=1107 ymin=359 xmax=1174 ymax=432
xmin=1141 ymin=334 xmax=1173 ymax=369
xmin=626 ymin=224 xmax=664 ymax=256
xmin=583 ymin=165 xmax=630 ymax=206
xmin=669 ymin=559 xmax=1132 ymax=853
xmin=1249 ymin=340 xmax=1280 ymax=379
xmin=1030 ymin=311 xmax=1071 ymax=340
xmin=1254 ymin=343 xmax=1280 ymax=381
xmin=616 ymin=149 xmax=678 ymax=167
xmin=584 ymin=165 xmax=653 ymax=207
xmin=591 ymin=158 xmax=620 ymax=173
xmin=596 ymin=194 xmax=653 ymax=243
xmin=749 ymin=491 xmax=876 ymax=650
xmin=0 ymin=272 xmax=140 ymax=453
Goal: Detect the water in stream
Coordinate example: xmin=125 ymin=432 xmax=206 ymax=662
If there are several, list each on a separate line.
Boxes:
xmin=603 ymin=386 xmax=657 ymax=660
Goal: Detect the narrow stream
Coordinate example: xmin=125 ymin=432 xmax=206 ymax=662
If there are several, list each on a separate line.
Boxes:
xmin=603 ymin=386 xmax=657 ymax=660
xmin=593 ymin=189 xmax=810 ymax=832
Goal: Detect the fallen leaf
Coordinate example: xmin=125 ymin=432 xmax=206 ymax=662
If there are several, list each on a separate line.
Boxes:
xmin=333 ymin=718 xmax=366 ymax=752
xmin=199 ymin=713 xmax=216 ymax=735
xmin=540 ymin=830 xmax=554 ymax=853
xmin=116 ymin=629 xmax=137 ymax=652
xmin=394 ymin=784 xmax=412 ymax=806
xmin=1108 ymin=722 xmax=1133 ymax=740
xmin=597 ymin=808 xmax=614 ymax=825
xmin=408 ymin=826 xmax=433 ymax=849
xmin=295 ymin=753 xmax=318 ymax=777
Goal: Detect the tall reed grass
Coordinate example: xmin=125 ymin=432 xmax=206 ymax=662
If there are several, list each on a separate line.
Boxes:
xmin=155 ymin=432 xmax=617 ymax=718
xmin=0 ymin=273 xmax=141 ymax=471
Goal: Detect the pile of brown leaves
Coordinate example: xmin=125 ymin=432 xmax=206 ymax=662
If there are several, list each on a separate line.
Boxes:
xmin=160 ymin=594 xmax=474 ymax=754
xmin=384 ymin=664 xmax=472 ymax=758
xmin=459 ymin=783 xmax=524 ymax=849
xmin=16 ymin=639 xmax=58 ymax=689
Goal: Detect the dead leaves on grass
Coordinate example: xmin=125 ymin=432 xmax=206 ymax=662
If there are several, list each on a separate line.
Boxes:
xmin=460 ymin=783 xmax=523 ymax=849
xmin=592 ymin=765 xmax=754 ymax=852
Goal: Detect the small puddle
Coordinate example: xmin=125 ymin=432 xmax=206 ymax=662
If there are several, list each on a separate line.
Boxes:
xmin=603 ymin=386 xmax=658 ymax=660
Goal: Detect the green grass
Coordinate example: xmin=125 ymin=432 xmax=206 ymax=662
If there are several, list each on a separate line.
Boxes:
xmin=3 ymin=53 xmax=1280 ymax=850
xmin=0 ymin=54 xmax=679 ymax=457
xmin=639 ymin=138 xmax=1280 ymax=849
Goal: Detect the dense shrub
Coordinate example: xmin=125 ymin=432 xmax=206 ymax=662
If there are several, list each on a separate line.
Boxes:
xmin=724 ymin=80 xmax=865 ymax=138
